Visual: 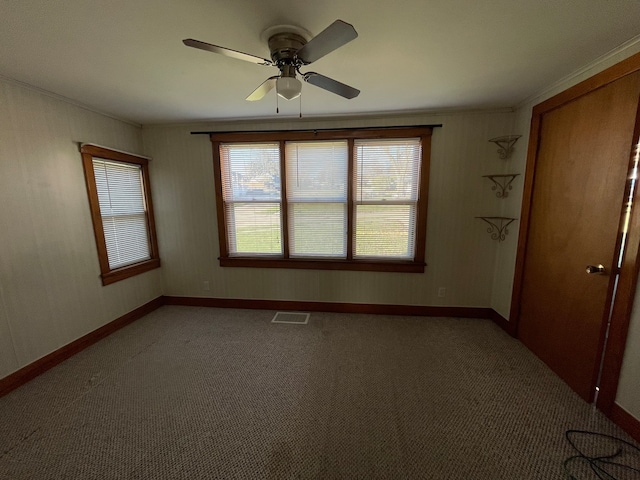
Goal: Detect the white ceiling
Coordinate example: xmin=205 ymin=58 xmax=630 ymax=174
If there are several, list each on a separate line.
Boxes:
xmin=1 ymin=1 xmax=639 ymax=125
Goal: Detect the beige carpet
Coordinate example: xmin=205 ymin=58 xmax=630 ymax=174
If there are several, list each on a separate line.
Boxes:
xmin=0 ymin=306 xmax=638 ymax=479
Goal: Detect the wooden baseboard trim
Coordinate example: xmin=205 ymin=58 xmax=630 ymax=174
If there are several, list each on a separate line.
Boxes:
xmin=610 ymin=403 xmax=640 ymax=443
xmin=163 ymin=296 xmax=494 ymax=319
xmin=490 ymin=309 xmax=517 ymax=337
xmin=0 ymin=296 xmax=164 ymax=398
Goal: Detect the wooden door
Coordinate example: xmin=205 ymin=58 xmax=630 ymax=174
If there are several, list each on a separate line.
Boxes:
xmin=518 ymin=71 xmax=640 ymax=402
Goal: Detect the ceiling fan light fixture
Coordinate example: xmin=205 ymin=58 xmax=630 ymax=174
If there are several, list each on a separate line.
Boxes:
xmin=276 ymin=76 xmax=302 ymax=100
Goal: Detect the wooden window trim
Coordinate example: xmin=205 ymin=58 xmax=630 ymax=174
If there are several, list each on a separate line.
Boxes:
xmin=80 ymin=144 xmax=161 ymax=285
xmin=210 ymin=127 xmax=432 ymax=273
xmin=346 ymin=138 xmax=355 ymax=260
xmin=279 ymin=140 xmax=290 ymax=259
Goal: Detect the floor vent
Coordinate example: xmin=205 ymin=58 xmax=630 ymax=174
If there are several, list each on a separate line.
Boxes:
xmin=271 ymin=312 xmax=310 ymax=325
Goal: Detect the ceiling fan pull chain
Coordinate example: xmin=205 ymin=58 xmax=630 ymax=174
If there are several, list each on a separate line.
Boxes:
xmin=299 ymin=92 xmax=302 ymax=118
xmin=276 ymin=94 xmax=279 ymax=114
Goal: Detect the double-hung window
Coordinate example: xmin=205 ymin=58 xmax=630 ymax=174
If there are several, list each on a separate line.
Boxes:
xmin=220 ymin=143 xmax=282 ymax=255
xmin=286 ymin=141 xmax=349 ymax=258
xmin=211 ymin=127 xmax=431 ymax=272
xmin=81 ymin=145 xmax=160 ymax=285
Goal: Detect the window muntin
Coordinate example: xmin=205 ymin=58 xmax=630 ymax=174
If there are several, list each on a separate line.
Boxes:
xmin=211 ymin=128 xmax=431 ymax=273
xmin=81 ymin=145 xmax=160 ymax=285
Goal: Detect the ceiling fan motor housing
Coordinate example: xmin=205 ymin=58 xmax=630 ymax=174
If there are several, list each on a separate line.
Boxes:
xmin=268 ymin=32 xmax=307 ymax=73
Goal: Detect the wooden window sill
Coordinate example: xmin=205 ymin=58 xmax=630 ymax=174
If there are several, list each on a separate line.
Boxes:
xmin=219 ymin=257 xmax=425 ymax=273
xmin=101 ymin=258 xmax=161 ymax=285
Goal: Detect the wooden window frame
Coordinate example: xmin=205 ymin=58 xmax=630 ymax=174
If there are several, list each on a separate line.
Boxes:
xmin=211 ymin=127 xmax=432 ymax=273
xmin=81 ymin=145 xmax=161 ymax=285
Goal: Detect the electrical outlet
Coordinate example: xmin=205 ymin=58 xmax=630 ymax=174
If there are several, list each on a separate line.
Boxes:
xmin=203 ymin=281 xmax=210 ymax=291
xmin=437 ymin=287 xmax=446 ymax=298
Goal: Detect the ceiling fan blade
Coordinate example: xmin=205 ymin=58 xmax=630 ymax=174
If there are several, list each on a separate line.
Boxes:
xmin=303 ymin=72 xmax=360 ymax=99
xmin=246 ymin=76 xmax=279 ymax=101
xmin=296 ymin=20 xmax=358 ymax=64
xmin=183 ymin=39 xmax=273 ymax=66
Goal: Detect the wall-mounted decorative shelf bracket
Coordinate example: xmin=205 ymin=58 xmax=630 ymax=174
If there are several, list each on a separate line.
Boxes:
xmin=476 ymin=216 xmax=517 ymax=242
xmin=482 ymin=173 xmax=520 ymax=198
xmin=489 ymin=135 xmax=522 ymax=159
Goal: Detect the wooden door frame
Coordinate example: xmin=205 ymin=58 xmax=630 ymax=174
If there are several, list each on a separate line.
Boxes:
xmin=509 ymin=51 xmax=640 ymax=416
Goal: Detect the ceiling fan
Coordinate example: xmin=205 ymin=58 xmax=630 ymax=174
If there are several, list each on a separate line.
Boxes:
xmin=183 ymin=20 xmax=360 ymax=102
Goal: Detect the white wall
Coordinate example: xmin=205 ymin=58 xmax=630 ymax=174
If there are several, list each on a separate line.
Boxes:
xmin=488 ymin=116 xmax=527 ymax=319
xmin=489 ymin=39 xmax=640 ymax=419
xmin=0 ymin=79 xmax=163 ymax=379
xmin=618 ymin=285 xmax=640 ymax=417
xmin=143 ymin=110 xmax=514 ymax=307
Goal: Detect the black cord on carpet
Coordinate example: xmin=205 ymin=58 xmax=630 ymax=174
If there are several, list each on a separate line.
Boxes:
xmin=563 ymin=430 xmax=640 ymax=479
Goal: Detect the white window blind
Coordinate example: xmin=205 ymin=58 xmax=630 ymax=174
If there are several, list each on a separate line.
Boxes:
xmin=353 ymin=138 xmax=421 ymax=259
xmin=92 ymin=158 xmax=150 ymax=269
xmin=285 ymin=141 xmax=348 ymax=258
xmin=220 ymin=143 xmax=282 ymax=255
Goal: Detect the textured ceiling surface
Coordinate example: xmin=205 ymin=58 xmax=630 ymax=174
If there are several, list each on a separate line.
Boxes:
xmin=1 ymin=0 xmax=639 ymax=124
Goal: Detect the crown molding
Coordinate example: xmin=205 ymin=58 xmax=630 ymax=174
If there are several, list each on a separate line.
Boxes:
xmin=516 ymin=34 xmax=640 ymax=110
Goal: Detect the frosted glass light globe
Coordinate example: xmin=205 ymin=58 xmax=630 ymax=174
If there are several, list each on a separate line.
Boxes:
xmin=276 ymin=77 xmax=302 ymax=100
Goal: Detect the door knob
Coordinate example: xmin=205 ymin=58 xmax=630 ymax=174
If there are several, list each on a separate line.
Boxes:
xmin=586 ymin=264 xmax=606 ymax=274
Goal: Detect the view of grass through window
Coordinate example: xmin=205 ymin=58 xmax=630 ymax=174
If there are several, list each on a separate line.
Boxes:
xmin=355 ymin=205 xmax=413 ymax=257
xmin=230 ymin=204 xmax=282 ymax=254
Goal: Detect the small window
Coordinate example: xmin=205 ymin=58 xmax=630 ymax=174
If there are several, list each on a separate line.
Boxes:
xmin=211 ymin=127 xmax=431 ymax=273
xmin=81 ymin=145 xmax=160 ymax=285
